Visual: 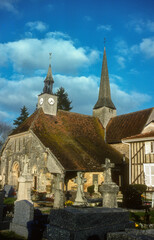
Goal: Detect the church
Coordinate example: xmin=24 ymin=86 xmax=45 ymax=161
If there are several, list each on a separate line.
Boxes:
xmin=0 ymin=47 xmax=153 ymax=196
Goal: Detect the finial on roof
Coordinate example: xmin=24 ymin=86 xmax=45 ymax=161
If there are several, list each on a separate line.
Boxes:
xmin=49 ymin=52 xmax=52 ymax=64
xmin=104 ymin=37 xmax=106 ymax=47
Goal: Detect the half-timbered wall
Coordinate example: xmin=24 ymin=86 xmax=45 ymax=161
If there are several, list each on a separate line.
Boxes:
xmin=131 ymin=141 xmax=154 ymax=187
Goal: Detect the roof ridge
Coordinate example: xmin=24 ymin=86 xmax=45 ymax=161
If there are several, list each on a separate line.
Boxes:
xmin=58 ymin=109 xmax=93 ymax=118
xmin=29 ymin=108 xmax=42 ymax=130
xmin=112 ymin=107 xmax=153 ymax=119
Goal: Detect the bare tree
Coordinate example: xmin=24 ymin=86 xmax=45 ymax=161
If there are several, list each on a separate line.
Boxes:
xmin=0 ymin=121 xmax=12 ymax=149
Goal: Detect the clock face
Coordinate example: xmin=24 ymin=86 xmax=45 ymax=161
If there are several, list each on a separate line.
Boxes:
xmin=48 ymin=97 xmax=55 ymax=105
xmin=39 ymin=98 xmax=43 ymax=105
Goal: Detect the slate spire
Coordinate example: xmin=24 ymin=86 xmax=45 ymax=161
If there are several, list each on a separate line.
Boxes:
xmin=94 ymin=47 xmax=116 ymax=110
xmin=43 ymin=53 xmax=54 ymax=94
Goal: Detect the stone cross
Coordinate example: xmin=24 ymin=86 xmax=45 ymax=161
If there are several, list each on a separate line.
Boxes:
xmin=73 ymin=172 xmax=87 ymax=206
xmin=102 ymin=158 xmax=115 ymax=183
xmin=100 ymin=158 xmax=119 ymax=208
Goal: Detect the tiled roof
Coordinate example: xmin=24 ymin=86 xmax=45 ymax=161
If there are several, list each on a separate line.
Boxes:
xmin=106 ymin=108 xmax=153 ymax=144
xmin=123 ymin=131 xmax=154 ymax=141
xmin=10 ymin=108 xmax=123 ymax=171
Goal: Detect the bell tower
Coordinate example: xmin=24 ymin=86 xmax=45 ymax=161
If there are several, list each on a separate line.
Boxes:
xmin=38 ymin=53 xmax=58 ymax=116
xmin=93 ymin=46 xmax=116 ymax=128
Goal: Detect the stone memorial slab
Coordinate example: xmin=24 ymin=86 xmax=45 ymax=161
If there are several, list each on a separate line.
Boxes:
xmin=10 ymin=200 xmax=34 ymax=238
xmin=47 ymin=207 xmax=130 ymax=240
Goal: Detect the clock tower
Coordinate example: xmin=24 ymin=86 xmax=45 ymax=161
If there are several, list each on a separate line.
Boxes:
xmin=38 ymin=54 xmax=58 ymax=116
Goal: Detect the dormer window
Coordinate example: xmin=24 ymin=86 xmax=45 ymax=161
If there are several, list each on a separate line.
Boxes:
xmin=145 ymin=141 xmax=154 ymax=154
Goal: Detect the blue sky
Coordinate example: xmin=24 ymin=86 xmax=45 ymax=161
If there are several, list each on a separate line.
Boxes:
xmin=0 ymin=0 xmax=154 ymax=124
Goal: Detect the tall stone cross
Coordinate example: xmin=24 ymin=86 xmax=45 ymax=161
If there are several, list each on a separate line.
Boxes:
xmin=102 ymin=158 xmax=114 ymax=183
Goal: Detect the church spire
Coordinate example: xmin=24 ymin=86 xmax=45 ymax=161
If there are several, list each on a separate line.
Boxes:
xmin=94 ymin=47 xmax=116 ymax=110
xmin=43 ymin=53 xmax=54 ymax=94
xmin=93 ymin=45 xmax=116 ymax=128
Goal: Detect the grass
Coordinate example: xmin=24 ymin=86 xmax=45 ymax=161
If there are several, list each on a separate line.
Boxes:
xmin=4 ymin=197 xmax=16 ymax=205
xmin=0 ymin=231 xmax=26 ymax=240
xmin=129 ymin=210 xmax=154 ymax=224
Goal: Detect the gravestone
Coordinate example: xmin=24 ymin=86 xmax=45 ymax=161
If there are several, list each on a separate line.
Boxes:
xmin=152 ymin=192 xmax=154 ymax=208
xmin=4 ymin=185 xmax=14 ymax=198
xmin=16 ymin=156 xmax=33 ymax=203
xmin=73 ymin=172 xmax=87 ymax=206
xmin=100 ymin=158 xmax=119 ymax=208
xmin=53 ymin=173 xmax=65 ymax=208
xmin=91 ymin=181 xmax=101 ymax=199
xmin=10 ymin=200 xmax=34 ymax=238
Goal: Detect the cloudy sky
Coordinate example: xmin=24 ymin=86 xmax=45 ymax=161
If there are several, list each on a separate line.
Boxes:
xmin=0 ymin=0 xmax=154 ymax=124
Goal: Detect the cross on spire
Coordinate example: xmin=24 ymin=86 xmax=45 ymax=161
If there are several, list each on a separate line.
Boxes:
xmin=104 ymin=37 xmax=106 ymax=47
xmin=49 ymin=52 xmax=52 ymax=64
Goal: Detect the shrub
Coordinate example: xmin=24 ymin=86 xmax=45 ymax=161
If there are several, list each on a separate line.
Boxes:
xmin=65 ymin=200 xmax=73 ymax=206
xmin=123 ymin=184 xmax=147 ymax=209
xmin=87 ymin=185 xmax=94 ymax=195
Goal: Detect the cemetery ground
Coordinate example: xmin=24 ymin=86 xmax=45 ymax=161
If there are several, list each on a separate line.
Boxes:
xmin=1 ymin=192 xmax=154 ymax=240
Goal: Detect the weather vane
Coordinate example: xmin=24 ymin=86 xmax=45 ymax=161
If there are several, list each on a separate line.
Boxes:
xmin=104 ymin=38 xmax=106 ymax=47
xmin=49 ymin=52 xmax=52 ymax=64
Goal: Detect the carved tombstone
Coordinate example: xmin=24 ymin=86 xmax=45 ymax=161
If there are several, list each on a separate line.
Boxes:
xmin=73 ymin=172 xmax=87 ymax=206
xmin=53 ymin=173 xmax=65 ymax=208
xmin=100 ymin=158 xmax=119 ymax=208
xmin=17 ymin=155 xmax=33 ymax=203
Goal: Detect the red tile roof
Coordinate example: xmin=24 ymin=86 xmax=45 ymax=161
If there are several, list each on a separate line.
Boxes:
xmin=123 ymin=131 xmax=154 ymax=141
xmin=10 ymin=108 xmax=123 ymax=171
xmin=106 ymin=108 xmax=153 ymax=144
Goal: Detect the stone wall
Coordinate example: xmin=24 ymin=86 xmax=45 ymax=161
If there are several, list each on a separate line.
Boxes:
xmin=67 ymin=172 xmax=104 ymax=192
xmin=0 ymin=132 xmax=56 ymax=193
xmin=93 ymin=106 xmax=116 ymax=128
xmin=110 ymin=143 xmax=129 ymax=159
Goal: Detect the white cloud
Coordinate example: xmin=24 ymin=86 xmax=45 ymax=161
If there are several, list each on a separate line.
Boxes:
xmin=46 ymin=31 xmax=70 ymax=39
xmin=139 ymin=38 xmax=154 ymax=58
xmin=127 ymin=18 xmax=154 ymax=33
xmin=84 ymin=16 xmax=92 ymax=22
xmin=115 ymin=40 xmax=129 ymax=55
xmin=26 ymin=21 xmax=48 ymax=32
xmin=97 ymin=24 xmax=112 ymax=31
xmin=110 ymin=74 xmax=123 ymax=82
xmin=147 ymin=20 xmax=154 ymax=32
xmin=0 ymin=73 xmax=151 ymax=123
xmin=0 ymin=0 xmax=19 ymax=14
xmin=115 ymin=56 xmax=125 ymax=68
xmin=0 ymin=35 xmax=100 ymax=74
xmin=111 ymin=83 xmax=151 ymax=114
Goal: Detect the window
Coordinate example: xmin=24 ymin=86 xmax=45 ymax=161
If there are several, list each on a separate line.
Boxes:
xmin=145 ymin=141 xmax=154 ymax=154
xmin=144 ymin=163 xmax=154 ymax=187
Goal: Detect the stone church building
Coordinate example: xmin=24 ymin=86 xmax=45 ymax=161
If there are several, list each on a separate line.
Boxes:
xmin=0 ymin=47 xmax=153 ymax=195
